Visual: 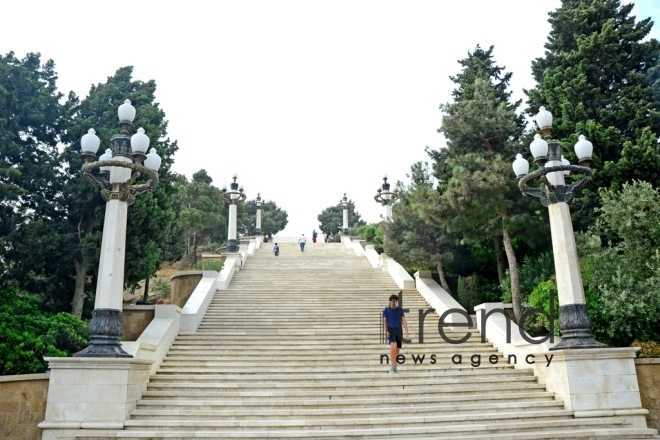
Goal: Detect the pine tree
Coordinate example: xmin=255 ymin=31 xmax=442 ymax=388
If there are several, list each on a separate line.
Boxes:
xmin=428 ymin=48 xmax=547 ymax=322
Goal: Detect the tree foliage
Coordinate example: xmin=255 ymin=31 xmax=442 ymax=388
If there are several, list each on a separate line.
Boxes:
xmin=317 ymin=202 xmax=365 ymax=235
xmin=242 ymin=199 xmax=288 ymax=237
xmin=382 ymin=162 xmax=455 ymax=293
xmin=526 ymin=0 xmax=660 ymax=230
xmin=0 ymin=287 xmax=88 ymax=375
xmin=580 ymin=181 xmax=660 ymax=346
xmin=0 ymin=52 xmax=70 ymax=311
xmin=173 ymin=170 xmax=227 ymax=266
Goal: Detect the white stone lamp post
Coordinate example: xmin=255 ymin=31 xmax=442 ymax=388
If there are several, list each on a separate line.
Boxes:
xmin=513 ymin=106 xmax=603 ymax=350
xmin=75 ymin=99 xmax=161 ymax=357
xmin=339 ymin=193 xmax=351 ymax=236
xmin=374 ymin=172 xmax=399 ymax=220
xmin=221 ymin=172 xmax=246 ymax=252
xmin=255 ymin=193 xmax=262 ymax=236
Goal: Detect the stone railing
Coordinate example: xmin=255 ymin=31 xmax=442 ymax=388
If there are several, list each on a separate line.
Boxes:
xmin=635 ymin=358 xmax=660 ymax=430
xmin=170 ymin=271 xmax=203 ymax=308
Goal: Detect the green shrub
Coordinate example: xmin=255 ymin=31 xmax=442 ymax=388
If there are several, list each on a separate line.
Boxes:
xmin=193 ymin=260 xmax=224 ymax=272
xmin=0 ymin=288 xmax=88 ymax=375
xmin=150 ymin=278 xmax=172 ymax=300
xmin=525 ymin=280 xmax=559 ymax=336
xmin=634 ymin=340 xmax=660 ymax=358
xmin=457 ymin=276 xmax=480 ymax=312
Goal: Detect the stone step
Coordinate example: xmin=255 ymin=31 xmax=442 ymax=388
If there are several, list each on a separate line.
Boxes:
xmin=130 ymin=399 xmax=564 ymax=419
xmin=136 ymin=392 xmax=555 ymax=409
xmin=118 ymin=416 xmax=636 ymax=438
xmin=103 ymin=426 xmax=659 ymax=439
xmin=148 ymin=368 xmax=531 ymax=380
xmin=146 ymin=374 xmax=537 ymax=390
xmin=140 ymin=382 xmax=547 ymax=399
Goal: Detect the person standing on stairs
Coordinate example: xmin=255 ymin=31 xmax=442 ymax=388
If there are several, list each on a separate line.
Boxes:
xmin=298 ymin=234 xmax=307 ymax=252
xmin=312 ymin=229 xmax=318 ymax=243
xmin=382 ymin=294 xmax=409 ymax=374
xmin=272 ymin=243 xmax=280 ymax=256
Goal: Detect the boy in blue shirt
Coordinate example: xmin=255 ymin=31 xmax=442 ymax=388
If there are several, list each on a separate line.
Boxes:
xmin=272 ymin=243 xmax=280 ymax=256
xmin=382 ymin=294 xmax=409 ymax=374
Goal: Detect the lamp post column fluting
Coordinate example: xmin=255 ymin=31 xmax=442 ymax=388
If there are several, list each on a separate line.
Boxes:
xmin=513 ymin=106 xmax=604 ymax=350
xmin=374 ymin=173 xmax=399 ymax=221
xmin=340 ymin=193 xmax=350 ymax=236
xmin=222 ymin=172 xmax=246 ymax=253
xmin=75 ymin=99 xmax=161 ymax=357
xmin=255 ymin=193 xmax=262 ymax=236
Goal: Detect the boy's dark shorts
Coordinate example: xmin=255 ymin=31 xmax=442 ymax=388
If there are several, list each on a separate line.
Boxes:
xmin=387 ymin=327 xmax=402 ymax=348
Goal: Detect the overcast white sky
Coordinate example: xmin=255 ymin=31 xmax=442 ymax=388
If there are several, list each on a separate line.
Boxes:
xmin=2 ymin=1 xmax=658 ymax=237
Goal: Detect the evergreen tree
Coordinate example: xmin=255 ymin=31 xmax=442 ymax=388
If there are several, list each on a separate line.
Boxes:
xmin=242 ymin=200 xmax=288 ymax=237
xmin=173 ymin=170 xmax=227 ymax=267
xmin=0 ymin=52 xmax=70 ymax=310
xmin=526 ymin=0 xmax=660 ymax=230
xmin=317 ymin=202 xmax=365 ymax=236
xmin=382 ymin=162 xmax=454 ymax=294
xmin=428 ymin=48 xmax=548 ymax=322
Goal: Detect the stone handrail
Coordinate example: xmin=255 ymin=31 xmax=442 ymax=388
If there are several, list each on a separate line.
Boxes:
xmin=414 ymin=271 xmax=468 ymax=329
xmin=180 ymin=271 xmax=219 ymax=332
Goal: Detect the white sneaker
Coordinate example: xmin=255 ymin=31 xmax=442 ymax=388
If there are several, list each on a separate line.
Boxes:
xmin=388 ymin=365 xmax=395 ymax=374
xmin=393 ymin=366 xmax=399 ymax=374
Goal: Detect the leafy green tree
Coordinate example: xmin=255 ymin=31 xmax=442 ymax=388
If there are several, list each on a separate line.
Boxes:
xmin=242 ymin=199 xmax=288 ymax=237
xmin=317 ymin=202 xmax=365 ymax=236
xmin=355 ymin=224 xmax=384 ymax=253
xmin=526 ymin=0 xmax=660 ymax=230
xmin=59 ymin=66 xmax=180 ymax=317
xmin=173 ymin=170 xmax=227 ymax=267
xmin=0 ymin=287 xmax=88 ymax=375
xmin=0 ymin=52 xmax=71 ymax=309
xmin=580 ymin=181 xmax=660 ymax=346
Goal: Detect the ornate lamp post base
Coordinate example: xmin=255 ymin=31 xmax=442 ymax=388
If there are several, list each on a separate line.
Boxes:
xmin=550 ymin=304 xmax=607 ymax=350
xmin=227 ymin=238 xmax=238 ymax=253
xmin=255 ymin=228 xmax=262 ymax=236
xmin=343 ymin=228 xmax=349 ymax=236
xmin=73 ymin=309 xmax=132 ymax=358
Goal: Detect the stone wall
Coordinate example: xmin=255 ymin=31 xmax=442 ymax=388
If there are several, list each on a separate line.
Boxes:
xmin=122 ymin=305 xmax=156 ymax=341
xmin=0 ymin=374 xmax=49 ymax=440
xmin=635 ymin=359 xmax=660 ymax=430
xmin=171 ymin=271 xmax=203 ymax=308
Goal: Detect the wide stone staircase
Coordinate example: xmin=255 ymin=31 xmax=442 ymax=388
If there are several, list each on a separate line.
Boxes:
xmin=114 ymin=242 xmax=657 ymax=439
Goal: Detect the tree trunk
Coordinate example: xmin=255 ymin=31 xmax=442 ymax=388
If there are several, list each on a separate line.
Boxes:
xmin=502 ymin=228 xmax=522 ymax=323
xmin=190 ymin=234 xmax=198 ymax=266
xmin=436 ymin=261 xmax=452 ymax=295
xmin=71 ymin=258 xmax=87 ymax=319
xmin=142 ymin=276 xmax=150 ymax=302
xmin=493 ymin=235 xmax=506 ymax=284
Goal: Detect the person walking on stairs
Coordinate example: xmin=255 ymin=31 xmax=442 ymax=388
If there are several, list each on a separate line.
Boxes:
xmin=298 ymin=234 xmax=307 ymax=252
xmin=312 ymin=229 xmax=318 ymax=243
xmin=382 ymin=294 xmax=409 ymax=374
xmin=272 ymin=243 xmax=280 ymax=256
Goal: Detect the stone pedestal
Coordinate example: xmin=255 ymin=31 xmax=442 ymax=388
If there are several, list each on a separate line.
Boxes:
xmin=223 ymin=253 xmax=243 ymax=272
xmin=39 ymin=357 xmax=152 ymax=440
xmin=534 ymin=347 xmax=649 ymax=428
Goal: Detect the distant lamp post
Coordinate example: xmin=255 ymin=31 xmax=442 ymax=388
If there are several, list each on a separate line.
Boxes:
xmin=339 ymin=193 xmax=351 ymax=236
xmin=221 ymin=171 xmax=246 ymax=252
xmin=374 ymin=172 xmax=398 ymax=220
xmin=255 ymin=193 xmax=262 ymax=236
xmin=75 ymin=99 xmax=161 ymax=358
xmin=513 ymin=106 xmax=604 ymax=350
